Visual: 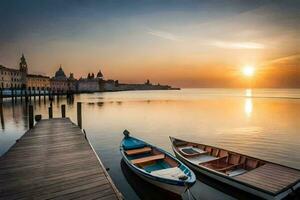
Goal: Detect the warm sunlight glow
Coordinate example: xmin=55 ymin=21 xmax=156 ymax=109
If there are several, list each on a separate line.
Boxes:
xmin=245 ymin=98 xmax=253 ymax=117
xmin=242 ymin=66 xmax=255 ymax=77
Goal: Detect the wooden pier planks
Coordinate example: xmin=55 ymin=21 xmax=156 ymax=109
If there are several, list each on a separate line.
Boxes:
xmin=0 ymin=118 xmax=122 ymax=200
xmin=234 ymin=163 xmax=300 ymax=194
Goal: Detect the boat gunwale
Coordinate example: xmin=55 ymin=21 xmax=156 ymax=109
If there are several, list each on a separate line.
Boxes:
xmin=120 ymin=136 xmax=196 ymax=187
xmin=169 ymin=136 xmax=300 ymax=197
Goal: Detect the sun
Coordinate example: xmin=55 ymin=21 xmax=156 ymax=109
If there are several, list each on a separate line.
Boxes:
xmin=242 ymin=65 xmax=255 ymax=77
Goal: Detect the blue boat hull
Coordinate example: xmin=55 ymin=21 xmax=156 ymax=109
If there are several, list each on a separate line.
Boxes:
xmin=120 ymin=136 xmax=195 ymax=195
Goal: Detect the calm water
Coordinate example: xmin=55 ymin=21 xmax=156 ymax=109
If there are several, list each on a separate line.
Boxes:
xmin=0 ymin=89 xmax=299 ymax=200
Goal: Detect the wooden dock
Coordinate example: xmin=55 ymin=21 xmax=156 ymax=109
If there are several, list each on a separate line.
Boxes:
xmin=0 ymin=118 xmax=122 ymax=200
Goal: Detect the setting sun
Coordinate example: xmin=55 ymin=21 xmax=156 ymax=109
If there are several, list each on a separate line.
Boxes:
xmin=242 ymin=66 xmax=255 ymax=77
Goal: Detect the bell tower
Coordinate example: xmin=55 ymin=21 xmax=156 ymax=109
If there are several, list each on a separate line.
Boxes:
xmin=19 ymin=54 xmax=28 ymax=74
xmin=19 ymin=54 xmax=28 ymax=88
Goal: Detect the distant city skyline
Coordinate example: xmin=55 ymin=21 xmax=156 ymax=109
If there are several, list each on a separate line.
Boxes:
xmin=0 ymin=0 xmax=300 ymax=88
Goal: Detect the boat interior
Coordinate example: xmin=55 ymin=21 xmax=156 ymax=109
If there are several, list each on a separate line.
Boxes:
xmin=173 ymin=139 xmax=266 ymax=177
xmin=124 ymin=143 xmax=189 ymax=180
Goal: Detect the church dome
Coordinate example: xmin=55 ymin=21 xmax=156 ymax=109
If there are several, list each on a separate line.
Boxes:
xmin=55 ymin=66 xmax=66 ymax=79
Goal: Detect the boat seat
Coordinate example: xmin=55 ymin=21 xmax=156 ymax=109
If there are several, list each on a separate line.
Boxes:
xmin=179 ymin=146 xmax=207 ymax=157
xmin=125 ymin=147 xmax=152 ymax=156
xmin=151 ymin=167 xmax=186 ymax=180
xmin=226 ymin=168 xmax=247 ymax=177
xmin=131 ymin=154 xmax=165 ymax=165
xmin=201 ymin=155 xmax=228 ymax=165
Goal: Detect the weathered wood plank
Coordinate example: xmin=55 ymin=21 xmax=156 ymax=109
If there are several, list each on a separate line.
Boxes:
xmin=0 ymin=118 xmax=122 ymax=200
xmin=235 ymin=163 xmax=300 ymax=194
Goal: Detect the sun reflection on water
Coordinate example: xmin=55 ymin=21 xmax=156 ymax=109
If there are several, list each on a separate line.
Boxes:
xmin=245 ymin=89 xmax=253 ymax=116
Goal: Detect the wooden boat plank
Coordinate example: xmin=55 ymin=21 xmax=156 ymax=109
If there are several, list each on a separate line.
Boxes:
xmin=131 ymin=154 xmax=165 ymax=164
xmin=125 ymin=147 xmax=151 ymax=156
xmin=237 ymin=167 xmax=298 ymax=182
xmin=237 ymin=173 xmax=294 ymax=189
xmin=234 ymin=163 xmax=300 ymax=194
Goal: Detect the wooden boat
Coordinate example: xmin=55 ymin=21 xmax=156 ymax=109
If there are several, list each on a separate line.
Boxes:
xmin=120 ymin=131 xmax=196 ymax=195
xmin=170 ymin=137 xmax=300 ymax=200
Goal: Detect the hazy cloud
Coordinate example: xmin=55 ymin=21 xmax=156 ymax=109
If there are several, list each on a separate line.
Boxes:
xmin=147 ymin=29 xmax=181 ymax=41
xmin=211 ymin=41 xmax=265 ymax=49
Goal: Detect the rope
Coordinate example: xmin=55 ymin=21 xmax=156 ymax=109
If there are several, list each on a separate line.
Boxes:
xmin=184 ymin=182 xmax=198 ymax=200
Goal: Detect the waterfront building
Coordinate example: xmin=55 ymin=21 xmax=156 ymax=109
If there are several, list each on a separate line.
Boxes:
xmin=0 ymin=65 xmax=23 ymax=89
xmin=26 ymin=74 xmax=50 ymax=91
xmin=77 ymin=69 xmax=104 ymax=92
xmin=50 ymin=66 xmax=69 ymax=92
xmin=67 ymin=73 xmax=77 ymax=92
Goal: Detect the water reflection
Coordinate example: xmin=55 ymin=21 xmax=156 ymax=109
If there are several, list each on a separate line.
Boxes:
xmin=244 ymin=89 xmax=253 ymax=117
xmin=244 ymin=99 xmax=253 ymax=117
xmin=245 ymin=89 xmax=252 ymax=97
xmin=0 ymin=89 xmax=299 ymax=200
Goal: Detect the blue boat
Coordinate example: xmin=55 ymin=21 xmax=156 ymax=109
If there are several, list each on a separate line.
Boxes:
xmin=120 ymin=130 xmax=196 ymax=195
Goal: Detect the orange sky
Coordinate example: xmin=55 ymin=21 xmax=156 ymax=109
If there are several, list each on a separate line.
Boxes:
xmin=0 ymin=1 xmax=299 ymax=88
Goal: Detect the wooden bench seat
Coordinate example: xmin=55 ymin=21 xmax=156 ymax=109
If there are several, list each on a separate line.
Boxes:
xmin=131 ymin=154 xmax=165 ymax=165
xmin=125 ymin=147 xmax=152 ymax=156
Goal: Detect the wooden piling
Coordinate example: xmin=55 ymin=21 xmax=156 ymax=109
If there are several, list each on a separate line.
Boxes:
xmin=29 ymin=104 xmax=34 ymax=129
xmin=11 ymin=87 xmax=14 ymax=102
xmin=20 ymin=88 xmax=23 ymax=103
xmin=33 ymin=88 xmax=36 ymax=101
xmin=77 ymin=102 xmax=82 ymax=129
xmin=61 ymin=104 xmax=66 ymax=118
xmin=48 ymin=104 xmax=53 ymax=119
xmin=0 ymin=104 xmax=4 ymax=130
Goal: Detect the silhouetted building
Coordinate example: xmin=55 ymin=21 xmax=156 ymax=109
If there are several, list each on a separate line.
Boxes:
xmin=19 ymin=54 xmax=28 ymax=88
xmin=77 ymin=69 xmax=103 ymax=92
xmin=50 ymin=65 xmax=69 ymax=92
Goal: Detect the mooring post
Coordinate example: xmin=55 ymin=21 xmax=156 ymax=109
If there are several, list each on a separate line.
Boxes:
xmin=77 ymin=102 xmax=82 ymax=129
xmin=61 ymin=104 xmax=66 ymax=118
xmin=38 ymin=89 xmax=41 ymax=102
xmin=43 ymin=88 xmax=46 ymax=104
xmin=48 ymin=103 xmax=53 ymax=119
xmin=33 ymin=88 xmax=36 ymax=102
xmin=20 ymin=88 xmax=23 ymax=103
xmin=11 ymin=87 xmax=14 ymax=103
xmin=14 ymin=87 xmax=17 ymax=103
xmin=29 ymin=104 xmax=34 ymax=129
xmin=0 ymin=88 xmax=3 ymax=104
xmin=29 ymin=88 xmax=32 ymax=101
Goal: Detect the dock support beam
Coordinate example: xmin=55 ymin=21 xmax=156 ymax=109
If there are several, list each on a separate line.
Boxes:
xmin=29 ymin=104 xmax=34 ymax=129
xmin=61 ymin=104 xmax=66 ymax=118
xmin=48 ymin=103 xmax=53 ymax=119
xmin=77 ymin=102 xmax=82 ymax=129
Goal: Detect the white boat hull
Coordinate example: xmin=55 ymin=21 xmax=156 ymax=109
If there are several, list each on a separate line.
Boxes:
xmin=123 ymin=157 xmax=186 ymax=195
xmin=173 ymin=149 xmax=293 ymax=200
xmin=134 ymin=169 xmax=186 ymax=195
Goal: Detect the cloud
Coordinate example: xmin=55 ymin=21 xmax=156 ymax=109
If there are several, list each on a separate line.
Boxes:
xmin=147 ymin=29 xmax=181 ymax=41
xmin=261 ymin=54 xmax=300 ymax=67
xmin=211 ymin=41 xmax=265 ymax=49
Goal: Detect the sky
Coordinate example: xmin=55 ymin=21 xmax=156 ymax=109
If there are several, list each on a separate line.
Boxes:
xmin=0 ymin=0 xmax=300 ymax=88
